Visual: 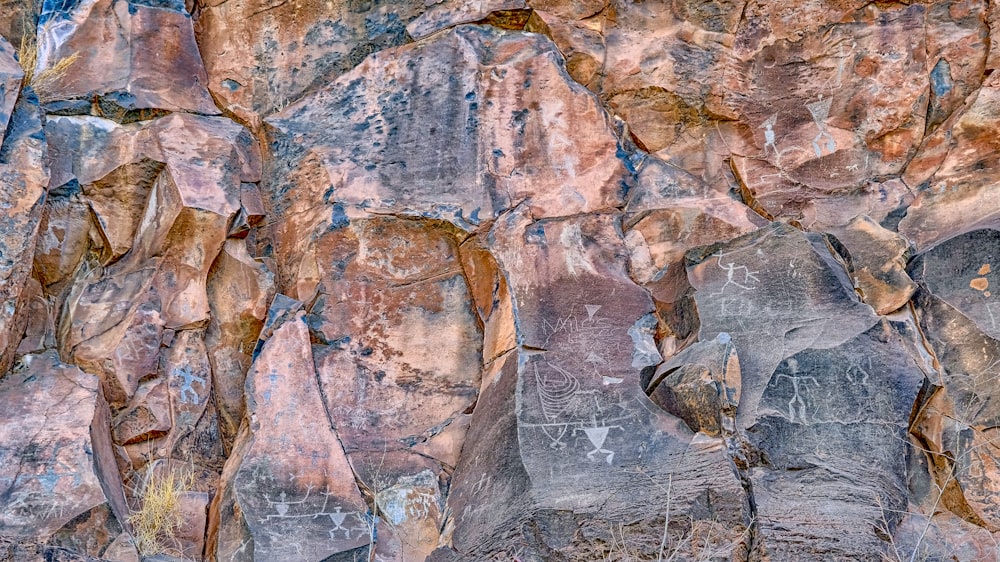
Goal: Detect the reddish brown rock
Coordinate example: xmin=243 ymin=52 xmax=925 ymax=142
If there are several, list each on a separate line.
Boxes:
xmin=265 ymin=25 xmax=628 ymax=232
xmin=35 ymin=0 xmax=217 ymax=112
xmin=196 ymin=0 xmax=425 ymax=128
xmin=438 ymin=209 xmax=748 ymax=560
xmin=0 ymin=352 xmax=127 ymax=545
xmin=0 ymin=1 xmax=32 ymax=48
xmin=524 ymin=10 xmax=605 ymax=89
xmin=307 ymin=218 xmax=481 ymax=453
xmin=290 ymin=216 xmax=481 ymax=557
xmin=206 ymin=238 xmax=274 ymax=450
xmin=829 ymin=215 xmax=917 ymax=315
xmin=0 ymin=86 xmax=48 ymax=379
xmin=33 ymin=182 xmax=94 ymax=292
xmin=901 ymin=77 xmax=1000 ymax=251
xmin=54 ymin=113 xmax=257 ymax=407
xmin=407 ymin=0 xmax=526 ymax=40
xmin=211 ymin=312 xmax=370 ymax=561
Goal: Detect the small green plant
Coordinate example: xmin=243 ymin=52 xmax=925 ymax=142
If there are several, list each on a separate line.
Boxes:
xmin=127 ymin=462 xmax=194 ymax=557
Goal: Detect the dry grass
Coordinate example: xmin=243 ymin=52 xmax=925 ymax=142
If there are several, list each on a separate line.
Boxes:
xmin=127 ymin=463 xmax=194 ymax=557
xmin=16 ymin=24 xmax=79 ymax=100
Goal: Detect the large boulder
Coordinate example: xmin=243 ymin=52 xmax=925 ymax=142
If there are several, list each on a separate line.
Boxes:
xmin=0 ymin=352 xmax=129 ymax=558
xmin=35 ymin=0 xmax=217 ymax=111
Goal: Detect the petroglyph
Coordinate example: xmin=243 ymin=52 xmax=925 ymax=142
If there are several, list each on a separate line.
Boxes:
xmin=711 ymin=251 xmax=760 ymax=297
xmin=175 ymin=365 xmax=206 ymax=405
xmin=806 ymin=96 xmax=836 ymax=157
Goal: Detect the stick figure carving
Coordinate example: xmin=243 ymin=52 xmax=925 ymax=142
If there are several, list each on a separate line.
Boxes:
xmin=761 ymin=113 xmax=778 ymax=156
xmin=175 ymin=366 xmax=206 ymax=404
xmin=806 ymin=96 xmax=836 ymax=157
xmin=775 ymin=359 xmax=820 ymax=423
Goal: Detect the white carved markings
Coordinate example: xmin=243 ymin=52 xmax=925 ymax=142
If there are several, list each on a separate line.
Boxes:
xmin=806 ymin=96 xmax=836 ymax=158
xmin=174 ymin=365 xmax=206 ymax=405
xmin=257 ymin=474 xmax=368 ymax=544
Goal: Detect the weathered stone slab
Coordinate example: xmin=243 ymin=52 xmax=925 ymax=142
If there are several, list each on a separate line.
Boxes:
xmin=828 ymin=215 xmax=916 ymax=315
xmin=687 ymin=222 xmax=925 ymax=557
xmin=0 ymin=352 xmax=127 ymax=542
xmin=196 ymin=0 xmax=425 ymax=128
xmin=264 ymin=24 xmax=628 ymax=237
xmin=746 ymin=319 xmax=925 ymax=559
xmin=35 ymin=0 xmax=216 ymax=111
xmin=0 ymin=87 xmax=48 ymax=379
xmin=440 ymin=209 xmax=748 ymax=560
xmin=407 ymin=0 xmax=526 ymax=40
xmin=909 ymin=274 xmax=1000 ymax=531
xmin=212 ymin=312 xmax=369 ymax=561
xmin=206 ymin=238 xmax=274 ymax=450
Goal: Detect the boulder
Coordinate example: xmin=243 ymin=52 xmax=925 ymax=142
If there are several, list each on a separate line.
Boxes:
xmin=0 ymin=352 xmax=127 ymax=553
xmin=438 ymin=209 xmax=748 ymax=560
xmin=0 ymin=85 xmax=48 ymax=379
xmin=211 ymin=312 xmax=370 ymax=561
xmin=196 ymin=0 xmax=426 ymax=128
xmin=35 ymin=0 xmax=217 ymax=111
xmin=687 ymin=223 xmax=925 ymax=558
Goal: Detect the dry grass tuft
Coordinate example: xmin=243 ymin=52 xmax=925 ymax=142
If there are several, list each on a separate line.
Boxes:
xmin=16 ymin=25 xmax=79 ymax=100
xmin=127 ymin=463 xmax=194 ymax=557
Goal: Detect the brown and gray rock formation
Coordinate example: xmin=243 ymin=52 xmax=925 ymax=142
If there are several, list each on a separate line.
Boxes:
xmin=3 ymin=1 xmax=1000 ymax=560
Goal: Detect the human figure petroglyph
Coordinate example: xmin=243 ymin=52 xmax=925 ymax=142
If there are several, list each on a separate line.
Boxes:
xmin=761 ymin=113 xmax=778 ymax=156
xmin=574 ymin=416 xmax=624 ymax=465
xmin=711 ymin=251 xmax=760 ymax=297
xmin=175 ymin=366 xmax=206 ymax=405
xmin=806 ymin=96 xmax=836 ymax=158
xmin=775 ymin=359 xmax=820 ymax=423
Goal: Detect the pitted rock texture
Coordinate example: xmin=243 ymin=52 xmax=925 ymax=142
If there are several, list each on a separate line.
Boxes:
xmin=2 ymin=1 xmax=1000 ymax=561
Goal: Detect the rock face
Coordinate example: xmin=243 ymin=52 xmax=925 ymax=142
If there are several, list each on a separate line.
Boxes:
xmin=2 ymin=1 xmax=1000 ymax=560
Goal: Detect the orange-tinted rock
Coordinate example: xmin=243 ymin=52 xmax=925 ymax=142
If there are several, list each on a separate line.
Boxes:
xmin=14 ymin=277 xmax=54 ymax=358
xmin=196 ymin=0 xmax=425 ymax=128
xmin=33 ymin=182 xmax=93 ymax=292
xmin=212 ymin=312 xmax=369 ymax=561
xmin=901 ymin=78 xmax=1000 ymax=251
xmin=524 ymin=10 xmax=604 ymax=88
xmin=0 ymin=2 xmax=32 ymax=48
xmin=408 ymin=0 xmax=527 ymax=40
xmin=0 ymin=352 xmax=127 ymax=543
xmin=55 ymin=113 xmax=256 ymax=407
xmin=830 ymin=215 xmax=917 ymax=315
xmin=0 ymin=87 xmax=48 ymax=379
xmin=112 ymin=379 xmax=171 ymax=446
xmin=307 ymin=218 xmax=482 ymax=454
xmin=35 ymin=0 xmax=217 ymax=112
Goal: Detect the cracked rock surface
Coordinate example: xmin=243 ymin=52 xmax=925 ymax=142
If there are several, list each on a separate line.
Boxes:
xmin=2 ymin=1 xmax=1000 ymax=560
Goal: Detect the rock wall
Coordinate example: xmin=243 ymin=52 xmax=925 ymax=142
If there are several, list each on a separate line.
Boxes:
xmin=1 ymin=1 xmax=999 ymax=560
